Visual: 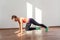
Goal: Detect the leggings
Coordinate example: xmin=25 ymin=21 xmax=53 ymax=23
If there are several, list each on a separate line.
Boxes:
xmin=25 ymin=18 xmax=47 ymax=30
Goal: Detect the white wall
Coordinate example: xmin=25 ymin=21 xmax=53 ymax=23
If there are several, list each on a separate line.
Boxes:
xmin=0 ymin=0 xmax=60 ymax=28
xmin=42 ymin=0 xmax=60 ymax=26
xmin=26 ymin=0 xmax=60 ymax=26
xmin=0 ymin=0 xmax=26 ymax=28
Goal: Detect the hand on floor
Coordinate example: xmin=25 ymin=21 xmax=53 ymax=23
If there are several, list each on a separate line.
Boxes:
xmin=15 ymin=30 xmax=20 ymax=34
xmin=17 ymin=32 xmax=25 ymax=37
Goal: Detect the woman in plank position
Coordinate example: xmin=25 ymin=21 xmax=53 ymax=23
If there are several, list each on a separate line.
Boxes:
xmin=11 ymin=15 xmax=48 ymax=36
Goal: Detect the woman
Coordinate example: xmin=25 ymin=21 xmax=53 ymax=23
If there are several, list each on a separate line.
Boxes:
xmin=11 ymin=15 xmax=48 ymax=36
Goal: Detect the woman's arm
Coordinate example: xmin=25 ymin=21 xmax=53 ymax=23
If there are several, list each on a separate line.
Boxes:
xmin=19 ymin=18 xmax=23 ymax=33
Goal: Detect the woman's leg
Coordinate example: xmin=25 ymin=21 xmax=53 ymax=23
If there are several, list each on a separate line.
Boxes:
xmin=25 ymin=23 xmax=36 ymax=31
xmin=30 ymin=18 xmax=47 ymax=28
xmin=25 ymin=23 xmax=31 ymax=31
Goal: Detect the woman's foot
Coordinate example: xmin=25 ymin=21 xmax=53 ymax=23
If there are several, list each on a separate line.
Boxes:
xmin=45 ymin=27 xmax=48 ymax=32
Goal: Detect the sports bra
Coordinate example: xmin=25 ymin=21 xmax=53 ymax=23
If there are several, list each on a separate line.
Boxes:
xmin=22 ymin=18 xmax=27 ymax=23
xmin=20 ymin=17 xmax=29 ymax=23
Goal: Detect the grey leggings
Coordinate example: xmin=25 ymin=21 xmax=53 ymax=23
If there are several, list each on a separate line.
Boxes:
xmin=25 ymin=18 xmax=47 ymax=31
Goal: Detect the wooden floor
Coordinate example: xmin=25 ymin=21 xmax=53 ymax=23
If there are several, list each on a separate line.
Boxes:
xmin=0 ymin=28 xmax=60 ymax=40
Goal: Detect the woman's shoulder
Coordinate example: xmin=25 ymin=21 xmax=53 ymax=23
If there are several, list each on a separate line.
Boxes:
xmin=20 ymin=17 xmax=28 ymax=19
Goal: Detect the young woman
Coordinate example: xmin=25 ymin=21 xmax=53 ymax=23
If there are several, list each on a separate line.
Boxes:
xmin=11 ymin=15 xmax=48 ymax=36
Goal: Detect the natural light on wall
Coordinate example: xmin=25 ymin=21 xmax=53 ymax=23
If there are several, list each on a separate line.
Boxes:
xmin=35 ymin=7 xmax=42 ymax=23
xmin=26 ymin=2 xmax=33 ymax=18
xmin=26 ymin=2 xmax=42 ymax=23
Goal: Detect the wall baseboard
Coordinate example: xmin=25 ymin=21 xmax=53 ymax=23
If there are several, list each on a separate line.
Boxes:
xmin=0 ymin=26 xmax=60 ymax=30
xmin=49 ymin=26 xmax=60 ymax=28
xmin=0 ymin=28 xmax=18 ymax=30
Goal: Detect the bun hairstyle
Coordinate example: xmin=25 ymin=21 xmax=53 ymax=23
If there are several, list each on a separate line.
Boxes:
xmin=11 ymin=15 xmax=17 ymax=19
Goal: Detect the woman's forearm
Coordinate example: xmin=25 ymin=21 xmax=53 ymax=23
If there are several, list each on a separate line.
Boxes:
xmin=19 ymin=22 xmax=23 ymax=33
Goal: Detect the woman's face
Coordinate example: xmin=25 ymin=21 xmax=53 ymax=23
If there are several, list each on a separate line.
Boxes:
xmin=13 ymin=18 xmax=18 ymax=22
